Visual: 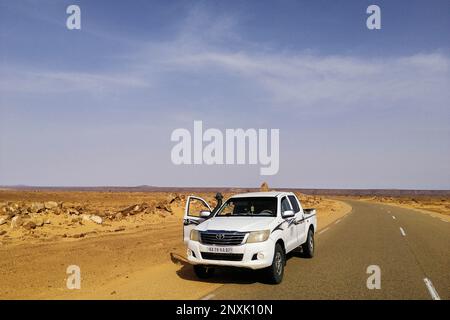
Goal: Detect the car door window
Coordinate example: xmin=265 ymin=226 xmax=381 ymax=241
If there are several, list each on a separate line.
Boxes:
xmin=288 ymin=195 xmax=300 ymax=213
xmin=187 ymin=197 xmax=210 ymax=217
xmin=281 ymin=197 xmax=292 ymax=213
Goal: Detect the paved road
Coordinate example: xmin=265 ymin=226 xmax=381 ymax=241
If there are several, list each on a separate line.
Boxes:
xmin=201 ymin=200 xmax=449 ymax=300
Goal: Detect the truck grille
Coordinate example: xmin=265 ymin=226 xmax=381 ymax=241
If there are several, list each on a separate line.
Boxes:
xmin=200 ymin=231 xmax=246 ymax=246
xmin=200 ymin=252 xmax=244 ymax=261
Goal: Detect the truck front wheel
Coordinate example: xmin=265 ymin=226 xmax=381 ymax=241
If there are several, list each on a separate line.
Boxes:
xmin=193 ymin=265 xmax=215 ymax=279
xmin=265 ymin=243 xmax=285 ymax=284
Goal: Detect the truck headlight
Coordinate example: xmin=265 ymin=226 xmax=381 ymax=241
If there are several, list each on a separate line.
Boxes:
xmin=246 ymin=230 xmax=270 ymax=243
xmin=190 ymin=229 xmax=200 ymax=242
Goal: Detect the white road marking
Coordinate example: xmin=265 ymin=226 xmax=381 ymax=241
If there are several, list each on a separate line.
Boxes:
xmin=423 ymin=278 xmax=441 ymax=300
xmin=201 ymin=294 xmax=215 ymax=300
xmin=400 ymin=227 xmax=406 ymax=236
xmin=392 ymin=216 xmax=396 ymax=220
xmin=335 ymin=219 xmax=341 ymax=224
xmin=318 ymin=227 xmax=330 ymax=235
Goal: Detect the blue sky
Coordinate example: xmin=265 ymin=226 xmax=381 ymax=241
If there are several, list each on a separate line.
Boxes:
xmin=0 ymin=0 xmax=449 ymax=189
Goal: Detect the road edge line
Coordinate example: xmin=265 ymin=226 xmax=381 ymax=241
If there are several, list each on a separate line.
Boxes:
xmin=318 ymin=227 xmax=329 ymax=235
xmin=423 ymin=278 xmax=441 ymax=300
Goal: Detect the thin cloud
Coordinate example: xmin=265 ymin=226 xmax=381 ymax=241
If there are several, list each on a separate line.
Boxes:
xmin=0 ymin=68 xmax=150 ymax=95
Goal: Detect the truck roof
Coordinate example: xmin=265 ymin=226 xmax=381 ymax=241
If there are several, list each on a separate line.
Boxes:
xmin=230 ymin=191 xmax=293 ymax=198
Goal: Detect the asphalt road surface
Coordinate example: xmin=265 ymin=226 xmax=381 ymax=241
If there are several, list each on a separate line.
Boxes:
xmin=200 ymin=200 xmax=449 ymax=300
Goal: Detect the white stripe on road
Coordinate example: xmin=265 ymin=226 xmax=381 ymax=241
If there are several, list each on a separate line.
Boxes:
xmin=392 ymin=216 xmax=396 ymax=220
xmin=400 ymin=227 xmax=406 ymax=236
xmin=201 ymin=294 xmax=215 ymax=300
xmin=318 ymin=227 xmax=330 ymax=235
xmin=423 ymin=278 xmax=441 ymax=300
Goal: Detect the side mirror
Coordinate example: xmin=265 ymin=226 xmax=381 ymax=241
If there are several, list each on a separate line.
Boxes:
xmin=282 ymin=210 xmax=295 ymax=218
xmin=200 ymin=210 xmax=211 ymax=218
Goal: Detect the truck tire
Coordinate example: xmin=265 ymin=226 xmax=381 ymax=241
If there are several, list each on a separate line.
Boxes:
xmin=302 ymin=229 xmax=314 ymax=258
xmin=265 ymin=243 xmax=285 ymax=284
xmin=193 ymin=265 xmax=215 ymax=279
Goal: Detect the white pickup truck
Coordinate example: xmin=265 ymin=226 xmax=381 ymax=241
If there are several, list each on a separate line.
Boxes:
xmin=183 ymin=191 xmax=317 ymax=284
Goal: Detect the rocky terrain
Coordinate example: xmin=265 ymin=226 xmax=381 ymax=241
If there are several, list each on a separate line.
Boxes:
xmin=0 ymin=189 xmax=337 ymax=246
xmin=0 ymin=192 xmax=191 ymax=245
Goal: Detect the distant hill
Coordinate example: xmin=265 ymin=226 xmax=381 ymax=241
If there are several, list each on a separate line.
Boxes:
xmin=1 ymin=185 xmax=449 ymax=197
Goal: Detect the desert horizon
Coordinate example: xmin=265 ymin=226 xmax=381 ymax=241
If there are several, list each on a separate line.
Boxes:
xmin=1 ymin=185 xmax=449 ymax=196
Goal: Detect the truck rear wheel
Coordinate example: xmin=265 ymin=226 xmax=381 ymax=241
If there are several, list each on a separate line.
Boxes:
xmin=265 ymin=243 xmax=285 ymax=284
xmin=302 ymin=229 xmax=314 ymax=258
xmin=193 ymin=265 xmax=215 ymax=279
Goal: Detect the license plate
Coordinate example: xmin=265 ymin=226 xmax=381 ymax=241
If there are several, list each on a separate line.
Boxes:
xmin=206 ymin=246 xmax=233 ymax=253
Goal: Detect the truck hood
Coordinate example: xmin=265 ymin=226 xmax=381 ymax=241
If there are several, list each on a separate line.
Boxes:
xmin=196 ymin=216 xmax=276 ymax=232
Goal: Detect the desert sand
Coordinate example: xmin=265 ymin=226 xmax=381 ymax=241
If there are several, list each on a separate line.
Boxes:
xmin=0 ymin=189 xmax=351 ymax=299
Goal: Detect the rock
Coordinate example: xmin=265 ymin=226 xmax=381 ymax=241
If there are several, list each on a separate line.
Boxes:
xmin=89 ymin=215 xmax=103 ymax=224
xmin=0 ymin=230 xmax=7 ymax=236
xmin=71 ymin=217 xmax=82 ymax=223
xmin=44 ymin=201 xmax=58 ymax=209
xmin=10 ymin=216 xmax=23 ymax=229
xmin=144 ymin=201 xmax=157 ymax=214
xmin=29 ymin=202 xmax=45 ymax=213
xmin=119 ymin=203 xmax=148 ymax=216
xmin=19 ymin=207 xmax=30 ymax=215
xmin=115 ymin=212 xmax=123 ymax=220
xmin=93 ymin=211 xmax=106 ymax=217
xmin=6 ymin=206 xmax=17 ymax=215
xmin=0 ymin=216 xmax=7 ymax=226
xmin=62 ymin=203 xmax=73 ymax=209
xmin=66 ymin=208 xmax=80 ymax=215
xmin=260 ymin=182 xmax=269 ymax=192
xmin=156 ymin=200 xmax=172 ymax=213
xmin=168 ymin=193 xmax=181 ymax=204
xmin=34 ymin=218 xmax=44 ymax=227
xmin=72 ymin=233 xmax=85 ymax=238
xmin=22 ymin=220 xmax=37 ymax=230
xmin=44 ymin=219 xmax=51 ymax=224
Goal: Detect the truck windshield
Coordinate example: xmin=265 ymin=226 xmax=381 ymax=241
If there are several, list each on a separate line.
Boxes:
xmin=216 ymin=197 xmax=277 ymax=217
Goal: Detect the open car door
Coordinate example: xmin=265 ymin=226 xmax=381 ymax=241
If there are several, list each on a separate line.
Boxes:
xmin=183 ymin=196 xmax=212 ymax=244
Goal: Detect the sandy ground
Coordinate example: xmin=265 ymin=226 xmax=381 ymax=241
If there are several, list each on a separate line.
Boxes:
xmin=0 ymin=190 xmax=351 ymax=299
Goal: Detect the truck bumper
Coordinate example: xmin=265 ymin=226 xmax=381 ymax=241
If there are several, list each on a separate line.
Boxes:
xmin=186 ymin=239 xmax=275 ymax=270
